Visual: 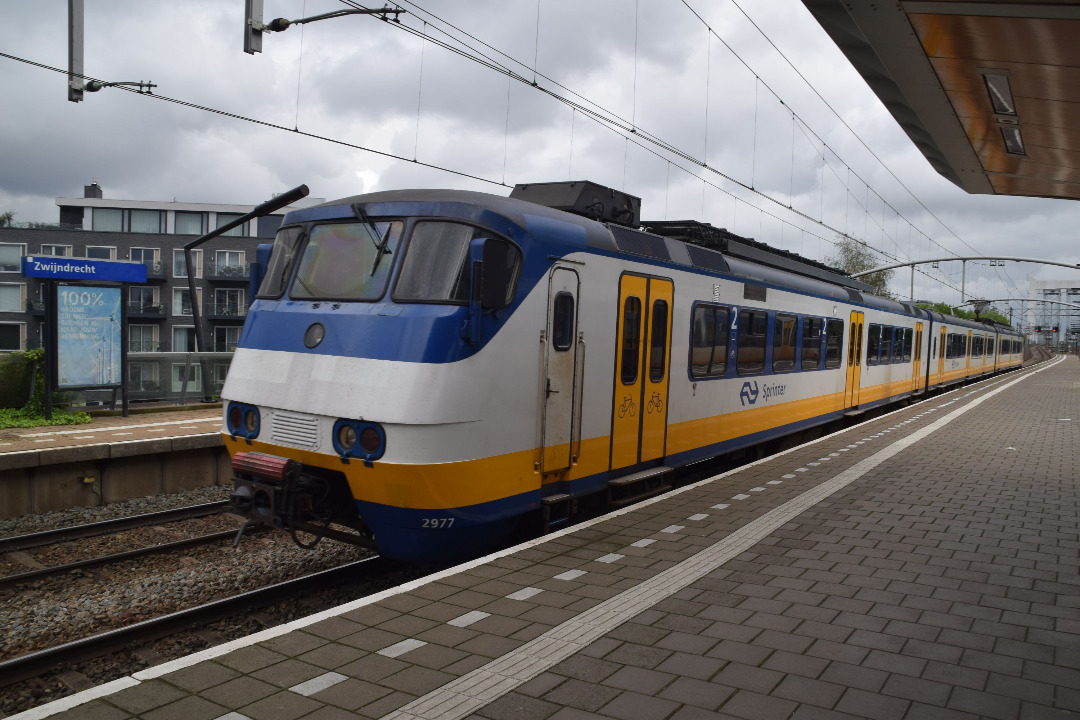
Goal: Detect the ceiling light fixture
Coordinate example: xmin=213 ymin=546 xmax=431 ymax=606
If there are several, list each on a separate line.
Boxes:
xmin=980 ymin=70 xmax=1016 ymax=115
xmin=1000 ymin=125 xmax=1026 ymax=155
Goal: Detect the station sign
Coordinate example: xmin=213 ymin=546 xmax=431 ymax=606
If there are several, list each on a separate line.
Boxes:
xmin=22 ymin=256 xmax=148 ymax=283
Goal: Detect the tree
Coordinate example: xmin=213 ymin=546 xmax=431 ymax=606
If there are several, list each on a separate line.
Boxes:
xmin=0 ymin=211 xmax=14 ymax=227
xmin=916 ymin=301 xmax=1013 ymax=326
xmin=826 ymin=236 xmax=895 ymax=299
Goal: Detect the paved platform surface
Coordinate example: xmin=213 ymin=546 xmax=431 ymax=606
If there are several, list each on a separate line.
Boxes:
xmin=17 ymin=357 xmax=1079 ymax=720
xmin=0 ymin=407 xmax=221 ymax=465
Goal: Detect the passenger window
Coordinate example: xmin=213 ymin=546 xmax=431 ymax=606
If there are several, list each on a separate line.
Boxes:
xmin=648 ymin=300 xmax=669 ymax=382
xmin=904 ymin=328 xmax=913 ymax=362
xmin=848 ymin=322 xmax=857 ymax=367
xmin=690 ymin=304 xmax=729 ymax=378
xmin=552 ymin=292 xmax=575 ymax=351
xmin=988 ymin=338 xmax=995 ymax=356
xmin=866 ymin=324 xmax=881 ymax=366
xmin=892 ymin=328 xmax=903 ymax=363
xmin=736 ymin=309 xmax=767 ymax=375
xmin=772 ymin=313 xmax=797 ymax=372
xmin=802 ymin=317 xmax=823 ymax=370
xmin=879 ymin=326 xmax=892 ymax=364
xmin=621 ymin=296 xmax=642 ymax=385
xmin=291 ymin=221 xmax=404 ymax=300
xmin=824 ymin=319 xmax=843 ymax=369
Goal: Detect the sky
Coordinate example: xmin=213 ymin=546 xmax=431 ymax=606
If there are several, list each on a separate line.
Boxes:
xmin=2 ymin=0 xmax=1078 ymax=327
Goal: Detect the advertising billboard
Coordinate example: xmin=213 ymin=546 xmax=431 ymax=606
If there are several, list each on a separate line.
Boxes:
xmin=57 ymin=285 xmax=123 ymax=388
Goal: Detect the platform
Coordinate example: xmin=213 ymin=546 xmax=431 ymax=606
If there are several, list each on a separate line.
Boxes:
xmin=15 ymin=356 xmax=1080 ymax=720
xmin=0 ymin=407 xmax=222 ymax=457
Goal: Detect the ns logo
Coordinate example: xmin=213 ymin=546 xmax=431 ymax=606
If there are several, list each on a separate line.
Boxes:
xmin=740 ymin=381 xmax=786 ymax=406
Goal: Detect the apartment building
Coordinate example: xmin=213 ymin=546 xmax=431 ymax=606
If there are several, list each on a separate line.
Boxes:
xmin=0 ymin=182 xmax=321 ymax=355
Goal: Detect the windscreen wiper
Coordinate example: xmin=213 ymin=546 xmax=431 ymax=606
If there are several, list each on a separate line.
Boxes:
xmin=352 ymin=203 xmax=392 ymax=277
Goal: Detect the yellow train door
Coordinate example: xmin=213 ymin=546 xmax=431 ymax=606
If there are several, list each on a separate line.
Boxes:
xmin=912 ymin=322 xmax=923 ymax=392
xmin=937 ymin=327 xmax=947 ymax=382
xmin=610 ymin=275 xmax=672 ymax=471
xmin=845 ymin=311 xmax=864 ymax=407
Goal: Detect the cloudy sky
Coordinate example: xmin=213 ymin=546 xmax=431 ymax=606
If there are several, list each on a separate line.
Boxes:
xmin=2 ymin=0 xmax=1078 ymax=323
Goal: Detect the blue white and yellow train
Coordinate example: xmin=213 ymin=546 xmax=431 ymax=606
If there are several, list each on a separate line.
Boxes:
xmin=223 ymin=181 xmax=1024 ymax=563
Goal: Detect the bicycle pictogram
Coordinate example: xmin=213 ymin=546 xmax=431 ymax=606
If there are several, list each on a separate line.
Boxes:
xmin=618 ymin=395 xmax=637 ymax=418
xmin=646 ymin=392 xmax=664 ymax=414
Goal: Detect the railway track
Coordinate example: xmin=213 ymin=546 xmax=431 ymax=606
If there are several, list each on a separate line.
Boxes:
xmin=0 ymin=500 xmax=231 ymax=554
xmin=0 ymin=527 xmax=260 ymax=591
xmin=0 ymin=556 xmax=387 ymax=688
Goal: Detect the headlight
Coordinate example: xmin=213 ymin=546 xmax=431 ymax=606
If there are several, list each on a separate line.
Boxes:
xmin=337 ymin=424 xmax=357 ymax=450
xmin=333 ymin=420 xmax=385 ymax=464
xmin=227 ymin=402 xmax=260 ymax=441
xmin=228 ymin=404 xmax=243 ymax=432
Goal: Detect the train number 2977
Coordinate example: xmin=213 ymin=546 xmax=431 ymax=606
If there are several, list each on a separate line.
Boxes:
xmin=422 ymin=517 xmax=455 ymax=529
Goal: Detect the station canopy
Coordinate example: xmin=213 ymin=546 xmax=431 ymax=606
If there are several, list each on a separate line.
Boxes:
xmin=803 ymin=1 xmax=1080 ymax=200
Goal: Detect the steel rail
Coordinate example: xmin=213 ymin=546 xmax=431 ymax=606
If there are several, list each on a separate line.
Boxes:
xmin=0 ymin=501 xmax=231 ymax=554
xmin=0 ymin=557 xmax=383 ymax=688
xmin=0 ymin=528 xmax=263 ymax=590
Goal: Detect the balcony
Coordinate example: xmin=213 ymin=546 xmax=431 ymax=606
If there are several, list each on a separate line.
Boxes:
xmin=129 ymin=340 xmax=163 ymax=352
xmin=206 ymin=302 xmax=247 ymax=321
xmin=212 ymin=341 xmax=239 ymax=352
xmin=142 ymin=261 xmax=166 ymax=280
xmin=127 ymin=302 xmax=166 ymax=319
xmin=206 ymin=261 xmax=250 ymax=282
xmin=25 ymin=299 xmax=46 ymax=316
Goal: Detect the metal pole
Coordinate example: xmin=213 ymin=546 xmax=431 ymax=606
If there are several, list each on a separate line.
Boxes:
xmin=67 ymin=0 xmax=84 ymax=102
xmin=910 ymin=265 xmax=914 ymax=301
xmin=184 ymin=184 xmax=308 ymax=402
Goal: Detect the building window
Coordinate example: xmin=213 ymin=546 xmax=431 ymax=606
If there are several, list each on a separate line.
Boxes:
xmin=91 ymin=208 xmax=163 ymax=233
xmin=175 ymin=212 xmax=206 ymax=235
xmin=216 ymin=213 xmax=248 ymax=237
xmin=40 ymin=244 xmax=71 ymax=257
xmin=129 ymin=210 xmax=163 ymax=233
xmin=129 ymin=286 xmax=159 ymax=311
xmin=0 ymin=284 xmax=25 ymax=312
xmin=172 ymin=326 xmax=196 ymax=352
xmin=173 ymin=249 xmax=202 ymax=278
xmin=172 ymin=288 xmax=202 ymax=316
xmin=85 ymin=246 xmax=116 ymax=259
xmin=0 ymin=323 xmax=23 ymax=351
xmin=214 ymin=326 xmax=241 ymax=352
xmin=129 ymin=324 xmax=159 ymax=352
xmin=130 ymin=361 xmax=160 ymax=392
xmin=171 ymin=362 xmax=202 ymax=392
xmin=0 ymin=244 xmax=25 ymax=273
xmin=213 ymin=288 xmax=244 ymax=316
xmin=92 ymin=208 xmax=123 ymax=232
xmin=129 ymin=247 xmax=159 ymax=264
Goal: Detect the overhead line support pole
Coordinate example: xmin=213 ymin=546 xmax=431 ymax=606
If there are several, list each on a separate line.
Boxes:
xmin=184 ymin=184 xmax=309 ymax=400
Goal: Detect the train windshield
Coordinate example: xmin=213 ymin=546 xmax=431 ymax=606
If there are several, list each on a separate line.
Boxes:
xmin=289 ymin=221 xmax=404 ymax=301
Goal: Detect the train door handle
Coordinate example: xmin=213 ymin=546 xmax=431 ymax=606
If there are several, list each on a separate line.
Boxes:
xmin=546 ymin=378 xmax=559 ymax=396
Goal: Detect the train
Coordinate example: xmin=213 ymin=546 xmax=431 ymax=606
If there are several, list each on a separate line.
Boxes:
xmin=222 ymin=180 xmax=1024 ymax=563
